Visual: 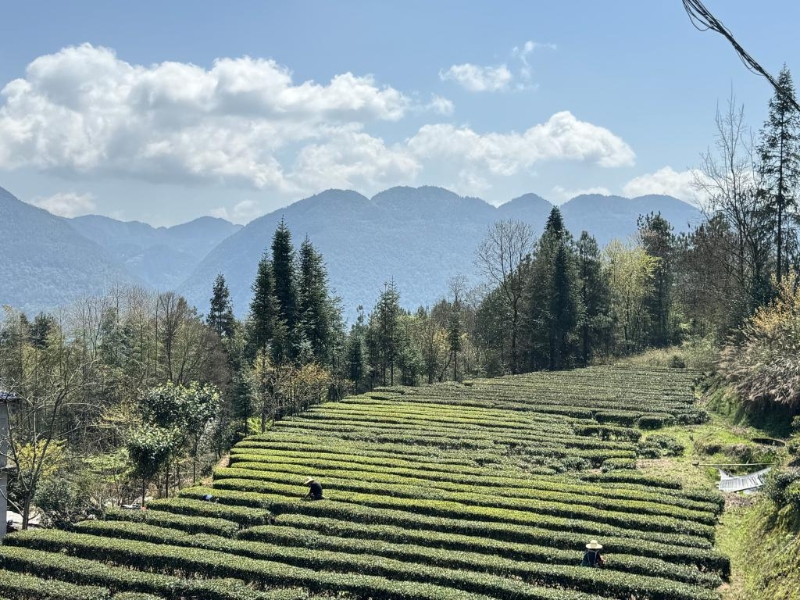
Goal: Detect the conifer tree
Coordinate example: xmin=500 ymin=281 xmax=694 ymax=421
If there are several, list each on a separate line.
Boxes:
xmin=207 ymin=273 xmax=236 ymax=339
xmin=447 ymin=302 xmax=462 ymax=381
xmin=759 ymin=65 xmax=800 ymax=283
xmin=525 ymin=207 xmax=579 ymax=370
xmin=246 ymin=254 xmax=280 ymax=360
xmin=638 ymin=213 xmax=675 ymax=347
xmin=371 ymin=281 xmax=402 ymax=385
xmin=576 ymin=232 xmax=610 ymax=365
xmin=271 ymin=219 xmax=298 ymax=354
xmin=298 ymin=237 xmax=332 ymax=364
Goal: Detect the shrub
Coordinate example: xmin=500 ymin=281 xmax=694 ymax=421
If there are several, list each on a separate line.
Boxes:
xmin=763 ymin=469 xmax=800 ymax=508
xmin=638 ymin=413 xmax=676 ymax=429
xmin=639 ymin=435 xmax=685 ymax=459
xmin=601 ymin=458 xmax=637 ymax=473
xmin=669 ymin=355 xmax=687 ymax=369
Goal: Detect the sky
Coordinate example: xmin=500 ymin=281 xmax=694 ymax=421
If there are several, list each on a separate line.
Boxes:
xmin=0 ymin=1 xmax=798 ymax=226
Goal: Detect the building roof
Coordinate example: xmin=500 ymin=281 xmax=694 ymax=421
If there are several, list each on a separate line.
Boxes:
xmin=0 ymin=391 xmax=19 ymax=402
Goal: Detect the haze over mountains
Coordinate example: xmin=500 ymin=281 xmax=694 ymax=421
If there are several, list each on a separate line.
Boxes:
xmin=0 ymin=185 xmax=701 ymax=317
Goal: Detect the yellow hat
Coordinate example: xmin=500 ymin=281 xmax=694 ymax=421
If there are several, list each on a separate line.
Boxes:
xmin=304 ymin=477 xmax=315 ymax=484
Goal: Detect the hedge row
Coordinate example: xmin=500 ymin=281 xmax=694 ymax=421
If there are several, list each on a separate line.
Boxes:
xmin=268 ymin=512 xmax=729 ymax=578
xmin=273 ymin=419 xmax=637 ymax=452
xmin=65 ymin=523 xmax=717 ymax=600
xmin=235 ymin=521 xmax=722 ymax=589
xmin=0 ymin=545 xmax=318 ymax=600
xmin=177 ymin=486 xmax=720 ymax=558
xmin=208 ymin=478 xmax=716 ymax=540
xmin=213 ymin=467 xmax=717 ymax=525
xmin=104 ymin=507 xmax=239 ymax=536
xmin=4 ymin=530 xmax=602 ymax=600
xmin=226 ymin=453 xmax=720 ymax=514
xmin=0 ymin=569 xmax=108 ymax=600
xmin=144 ymin=497 xmax=271 ymax=526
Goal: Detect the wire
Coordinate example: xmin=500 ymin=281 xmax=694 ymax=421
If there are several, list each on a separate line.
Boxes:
xmin=682 ymin=0 xmax=800 ymax=112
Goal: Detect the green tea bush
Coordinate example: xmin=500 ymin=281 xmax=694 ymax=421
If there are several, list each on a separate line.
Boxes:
xmin=638 ymin=413 xmax=676 ymax=429
xmin=601 ymin=458 xmax=637 ymax=473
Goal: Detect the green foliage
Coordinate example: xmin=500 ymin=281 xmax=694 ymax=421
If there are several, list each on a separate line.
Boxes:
xmin=638 ymin=434 xmax=686 ymax=458
xmin=763 ymin=469 xmax=800 ymax=508
xmin=207 ymin=273 xmax=236 ymax=339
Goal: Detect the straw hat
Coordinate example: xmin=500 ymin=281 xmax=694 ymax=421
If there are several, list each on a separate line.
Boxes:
xmin=304 ymin=477 xmax=315 ymax=484
xmin=585 ymin=540 xmax=603 ymax=550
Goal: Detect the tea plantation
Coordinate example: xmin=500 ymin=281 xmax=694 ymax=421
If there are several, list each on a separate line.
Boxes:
xmin=0 ymin=366 xmax=728 ymax=600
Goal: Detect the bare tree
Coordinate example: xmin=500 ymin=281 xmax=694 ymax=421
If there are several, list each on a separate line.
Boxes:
xmin=475 ymin=220 xmax=535 ymax=374
xmin=694 ymin=93 xmax=773 ymax=318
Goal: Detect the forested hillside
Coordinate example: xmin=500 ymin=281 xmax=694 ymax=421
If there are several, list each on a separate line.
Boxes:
xmin=0 ymin=184 xmax=700 ymax=316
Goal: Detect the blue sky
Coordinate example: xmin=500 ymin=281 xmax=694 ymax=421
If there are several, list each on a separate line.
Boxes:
xmin=0 ymin=1 xmax=797 ymax=225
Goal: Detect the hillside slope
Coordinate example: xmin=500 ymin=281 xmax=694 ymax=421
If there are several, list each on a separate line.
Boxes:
xmin=0 ymin=365 xmax=726 ymax=600
xmin=69 ymin=214 xmax=241 ymax=290
xmin=181 ymin=187 xmax=701 ymax=318
xmin=0 ymin=186 xmax=137 ymax=313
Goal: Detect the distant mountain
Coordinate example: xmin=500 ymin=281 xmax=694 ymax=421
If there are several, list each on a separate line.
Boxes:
xmin=0 ymin=186 xmax=137 ymax=314
xmin=68 ymin=215 xmax=241 ymax=289
xmin=560 ymin=194 xmax=701 ymax=246
xmin=179 ymin=187 xmax=702 ymax=319
xmin=496 ymin=193 xmax=553 ymax=226
xmin=0 ymin=184 xmax=702 ymax=317
xmin=179 ymin=186 xmax=497 ymax=319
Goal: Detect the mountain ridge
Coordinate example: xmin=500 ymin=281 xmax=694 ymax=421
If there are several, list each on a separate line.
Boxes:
xmin=0 ymin=185 xmax=701 ymax=317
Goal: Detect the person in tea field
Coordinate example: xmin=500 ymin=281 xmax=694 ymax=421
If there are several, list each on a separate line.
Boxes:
xmin=581 ymin=540 xmax=605 ymax=567
xmin=305 ymin=477 xmax=324 ymax=500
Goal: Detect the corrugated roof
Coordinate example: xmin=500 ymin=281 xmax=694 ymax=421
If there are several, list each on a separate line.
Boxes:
xmin=718 ymin=467 xmax=771 ymax=493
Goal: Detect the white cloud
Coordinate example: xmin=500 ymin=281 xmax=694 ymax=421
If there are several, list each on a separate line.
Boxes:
xmin=426 ymin=94 xmax=455 ymax=116
xmin=29 ymin=192 xmax=96 ymax=217
xmin=210 ymin=199 xmax=264 ymax=224
xmin=622 ymin=166 xmax=707 ymax=205
xmin=0 ymin=44 xmax=412 ymax=190
xmin=0 ymin=45 xmax=637 ymax=202
xmin=290 ymin=128 xmax=420 ymax=191
xmin=439 ymin=64 xmax=513 ymax=92
xmin=408 ymin=111 xmax=635 ymax=174
xmin=550 ymin=185 xmax=611 ymax=203
xmin=511 ymin=40 xmax=556 ymax=82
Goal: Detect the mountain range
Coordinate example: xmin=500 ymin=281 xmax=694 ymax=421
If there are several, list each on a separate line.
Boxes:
xmin=0 ymin=185 xmax=701 ymax=318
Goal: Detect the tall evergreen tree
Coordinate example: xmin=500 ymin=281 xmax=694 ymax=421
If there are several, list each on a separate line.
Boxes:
xmin=524 ymin=207 xmax=579 ymax=370
xmin=298 ymin=238 xmax=333 ymax=364
xmin=207 ymin=274 xmax=236 ymax=339
xmin=345 ymin=309 xmax=368 ymax=393
xmin=576 ymin=232 xmax=611 ymax=365
xmin=447 ymin=301 xmax=463 ymax=381
xmin=759 ymin=65 xmax=800 ymax=283
xmin=246 ymin=254 xmax=280 ymax=360
xmin=638 ymin=213 xmax=676 ymax=347
xmin=371 ymin=281 xmax=402 ymax=385
xmin=271 ymin=219 xmax=298 ymax=354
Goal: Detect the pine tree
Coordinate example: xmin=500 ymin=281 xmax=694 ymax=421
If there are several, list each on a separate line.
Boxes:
xmin=759 ymin=65 xmax=800 ymax=283
xmin=524 ymin=207 xmax=579 ymax=371
xmin=371 ymin=281 xmax=402 ymax=385
xmin=246 ymin=254 xmax=280 ymax=360
xmin=447 ymin=302 xmax=462 ymax=381
xmin=576 ymin=232 xmax=611 ymax=365
xmin=298 ymin=238 xmax=333 ymax=364
xmin=271 ymin=219 xmax=298 ymax=355
xmin=638 ymin=213 xmax=675 ymax=347
xmin=207 ymin=274 xmax=236 ymax=339
xmin=231 ymin=369 xmax=252 ymax=438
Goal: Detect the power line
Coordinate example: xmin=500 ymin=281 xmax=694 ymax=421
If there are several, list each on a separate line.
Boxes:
xmin=682 ymin=0 xmax=800 ymax=112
